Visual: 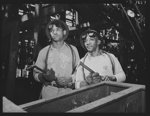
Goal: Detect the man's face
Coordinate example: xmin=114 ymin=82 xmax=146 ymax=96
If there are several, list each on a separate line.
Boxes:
xmin=84 ymin=35 xmax=100 ymax=52
xmin=49 ymin=25 xmax=66 ymax=42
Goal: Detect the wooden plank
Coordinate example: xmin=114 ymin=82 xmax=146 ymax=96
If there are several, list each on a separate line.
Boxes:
xmin=67 ymin=85 xmax=145 ymax=112
xmin=3 ymin=97 xmax=26 ymax=113
xmin=19 ymin=99 xmax=46 ymax=109
xmin=92 ymin=90 xmax=145 ymax=112
xmin=19 ymin=82 xmax=145 ymax=113
xmin=22 ymin=85 xmax=107 ymax=112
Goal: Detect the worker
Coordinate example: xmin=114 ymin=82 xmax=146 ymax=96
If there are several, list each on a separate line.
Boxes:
xmin=74 ymin=29 xmax=126 ymax=89
xmin=33 ymin=19 xmax=80 ymax=99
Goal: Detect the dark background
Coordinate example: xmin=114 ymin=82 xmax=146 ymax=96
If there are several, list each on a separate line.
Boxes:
xmin=0 ymin=0 xmax=149 ymax=107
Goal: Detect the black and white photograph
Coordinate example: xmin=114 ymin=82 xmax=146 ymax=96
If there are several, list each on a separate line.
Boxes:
xmin=1 ymin=0 xmax=148 ymax=113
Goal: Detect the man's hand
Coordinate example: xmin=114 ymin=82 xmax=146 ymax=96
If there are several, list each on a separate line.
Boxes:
xmin=86 ymin=73 xmax=93 ymax=84
xmin=44 ymin=69 xmax=56 ymax=82
xmin=86 ymin=72 xmax=102 ymax=84
xmin=92 ymin=73 xmax=103 ymax=84
xmin=80 ymin=81 xmax=88 ymax=87
xmin=56 ymin=77 xmax=72 ymax=87
xmin=38 ymin=69 xmax=56 ymax=84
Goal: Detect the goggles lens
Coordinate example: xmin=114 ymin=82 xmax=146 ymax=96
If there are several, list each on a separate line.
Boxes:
xmin=81 ymin=32 xmax=96 ymax=39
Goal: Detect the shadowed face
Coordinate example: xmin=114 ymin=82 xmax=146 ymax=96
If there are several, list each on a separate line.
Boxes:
xmin=49 ymin=25 xmax=66 ymax=42
xmin=84 ymin=34 xmax=101 ymax=53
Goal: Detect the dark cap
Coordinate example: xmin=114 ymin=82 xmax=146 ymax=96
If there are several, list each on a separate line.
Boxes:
xmin=80 ymin=29 xmax=101 ymax=49
xmin=45 ymin=19 xmax=69 ymax=41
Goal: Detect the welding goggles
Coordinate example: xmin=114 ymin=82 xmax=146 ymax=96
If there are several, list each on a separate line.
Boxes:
xmin=80 ymin=29 xmax=101 ymax=49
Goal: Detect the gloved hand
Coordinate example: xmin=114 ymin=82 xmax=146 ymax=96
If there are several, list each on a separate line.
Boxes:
xmin=80 ymin=81 xmax=88 ymax=88
xmin=92 ymin=72 xmax=103 ymax=84
xmin=38 ymin=69 xmax=56 ymax=84
xmin=56 ymin=77 xmax=72 ymax=87
xmin=86 ymin=73 xmax=93 ymax=84
xmin=86 ymin=72 xmax=102 ymax=84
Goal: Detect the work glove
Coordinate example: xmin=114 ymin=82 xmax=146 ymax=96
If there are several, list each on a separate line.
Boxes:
xmin=86 ymin=72 xmax=102 ymax=84
xmin=86 ymin=73 xmax=93 ymax=84
xmin=38 ymin=69 xmax=56 ymax=85
xmin=80 ymin=81 xmax=88 ymax=88
xmin=56 ymin=77 xmax=73 ymax=87
xmin=92 ymin=72 xmax=103 ymax=84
